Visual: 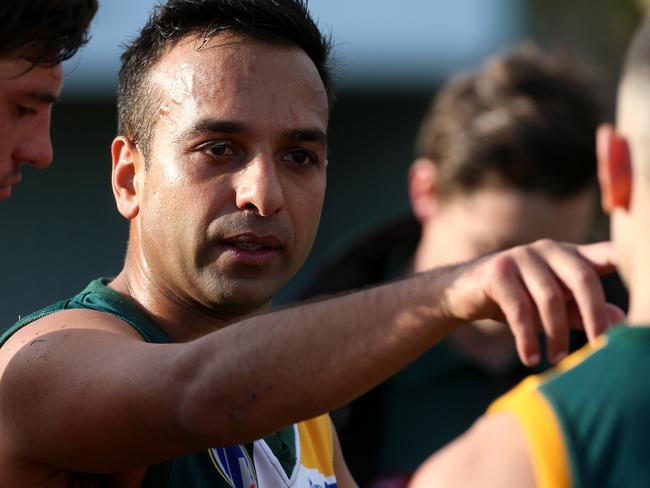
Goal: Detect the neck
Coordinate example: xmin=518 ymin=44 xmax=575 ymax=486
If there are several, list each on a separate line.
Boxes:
xmin=615 ymin=222 xmax=650 ymax=326
xmin=413 ymin=223 xmax=515 ymax=371
xmin=624 ymin=259 xmax=650 ymax=327
xmin=412 ymin=225 xmax=446 ymax=272
xmin=110 ymin=251 xmax=268 ymax=343
xmin=412 ymin=223 xmax=472 ymax=272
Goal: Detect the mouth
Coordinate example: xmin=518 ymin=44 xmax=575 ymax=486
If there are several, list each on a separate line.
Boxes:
xmin=223 ymin=233 xmax=282 ymax=249
xmin=0 ymin=185 xmax=11 ymax=200
xmin=0 ymin=174 xmax=21 ymax=186
xmin=0 ymin=175 xmax=21 ymax=198
xmin=0 ymin=180 xmax=19 ymax=200
xmin=219 ymin=233 xmax=284 ymax=266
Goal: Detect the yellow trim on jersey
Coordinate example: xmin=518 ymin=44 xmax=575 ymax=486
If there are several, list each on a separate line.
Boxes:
xmin=490 ymin=384 xmax=570 ymax=488
xmin=488 ymin=335 xmax=609 ymax=488
xmin=297 ymin=414 xmax=335 ymax=476
xmin=554 ymin=334 xmax=608 ymax=374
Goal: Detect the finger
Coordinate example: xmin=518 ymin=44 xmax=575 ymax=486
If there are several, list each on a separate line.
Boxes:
xmin=568 ymin=301 xmax=625 ymax=332
xmin=567 ymin=300 xmax=582 ymax=329
xmin=516 ymin=246 xmax=569 ymax=364
xmin=575 ymin=241 xmax=618 ymax=274
xmin=605 ymin=303 xmax=626 ymax=325
xmin=541 ymin=241 xmax=609 ymax=343
xmin=483 ymin=255 xmax=540 ymax=366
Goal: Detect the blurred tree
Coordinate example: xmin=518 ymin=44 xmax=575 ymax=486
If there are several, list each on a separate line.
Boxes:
xmin=527 ymin=0 xmax=645 ymax=116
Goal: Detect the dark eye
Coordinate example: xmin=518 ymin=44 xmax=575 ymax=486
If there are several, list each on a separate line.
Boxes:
xmin=16 ymin=104 xmax=36 ymax=117
xmin=285 ymin=149 xmax=317 ymax=166
xmin=205 ymin=141 xmax=237 ymax=157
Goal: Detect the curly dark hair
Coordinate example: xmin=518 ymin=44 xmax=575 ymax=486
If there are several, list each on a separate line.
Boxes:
xmin=118 ymin=0 xmax=334 ymax=157
xmin=415 ymin=43 xmax=601 ymax=199
xmin=0 ymin=0 xmax=98 ymax=65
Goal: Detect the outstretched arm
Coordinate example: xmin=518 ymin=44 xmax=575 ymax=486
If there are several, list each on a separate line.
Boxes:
xmin=0 ymin=240 xmax=619 ymax=474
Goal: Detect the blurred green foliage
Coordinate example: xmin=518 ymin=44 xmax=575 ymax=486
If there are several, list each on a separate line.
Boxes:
xmin=527 ymin=0 xmax=645 ymax=117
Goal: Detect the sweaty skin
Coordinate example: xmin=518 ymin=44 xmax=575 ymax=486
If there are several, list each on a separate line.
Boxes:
xmin=0 ymin=34 xmax=621 ymax=487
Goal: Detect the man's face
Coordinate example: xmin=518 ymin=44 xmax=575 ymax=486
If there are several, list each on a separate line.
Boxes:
xmin=0 ymin=58 xmax=62 ymax=200
xmin=424 ymin=186 xmax=596 ymax=267
xmin=418 ymin=186 xmax=596 ymax=337
xmin=132 ymin=35 xmax=328 ymax=318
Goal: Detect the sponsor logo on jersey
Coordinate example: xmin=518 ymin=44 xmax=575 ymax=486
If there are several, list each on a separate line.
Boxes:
xmin=210 ymin=445 xmax=258 ymax=488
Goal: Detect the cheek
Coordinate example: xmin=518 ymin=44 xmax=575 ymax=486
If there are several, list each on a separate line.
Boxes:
xmin=0 ymin=107 xmax=9 ymax=133
xmin=442 ymin=219 xmax=491 ymax=263
xmin=289 ymin=177 xmax=325 ymax=244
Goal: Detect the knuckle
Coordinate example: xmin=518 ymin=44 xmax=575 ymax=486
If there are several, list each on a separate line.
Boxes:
xmin=537 ymin=285 xmax=562 ymax=307
xmin=572 ymin=267 xmax=594 ymax=286
xmin=533 ymin=238 xmax=555 ymax=251
xmin=486 ymin=254 xmax=515 ymax=280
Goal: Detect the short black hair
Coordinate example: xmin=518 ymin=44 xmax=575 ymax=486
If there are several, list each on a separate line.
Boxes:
xmin=415 ymin=44 xmax=601 ymax=199
xmin=0 ymin=0 xmax=98 ymax=65
xmin=118 ymin=0 xmax=334 ymax=156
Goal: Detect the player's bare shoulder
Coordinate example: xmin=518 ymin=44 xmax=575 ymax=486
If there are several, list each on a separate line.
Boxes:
xmin=0 ymin=308 xmax=144 ymax=377
xmin=0 ymin=308 xmax=145 ymax=485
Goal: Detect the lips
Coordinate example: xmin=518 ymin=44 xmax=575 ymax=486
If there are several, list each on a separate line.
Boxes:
xmin=0 ymin=176 xmax=21 ymax=187
xmin=219 ymin=233 xmax=284 ymax=266
xmin=222 ymin=233 xmax=283 ymax=250
xmin=0 ymin=185 xmax=11 ymax=201
xmin=0 ymin=174 xmax=20 ymax=199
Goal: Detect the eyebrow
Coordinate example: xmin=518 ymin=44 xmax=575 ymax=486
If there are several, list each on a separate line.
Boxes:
xmin=281 ymin=128 xmax=327 ymax=146
xmin=176 ymin=118 xmax=327 ymax=146
xmin=26 ymin=91 xmax=60 ymax=105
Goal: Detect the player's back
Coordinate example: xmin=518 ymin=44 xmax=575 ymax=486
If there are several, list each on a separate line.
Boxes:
xmin=491 ymin=325 xmax=650 ymax=488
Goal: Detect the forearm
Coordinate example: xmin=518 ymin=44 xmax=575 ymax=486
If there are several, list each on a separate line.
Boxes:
xmin=178 ymin=265 xmax=463 ymax=445
xmin=178 ymin=240 xmax=619 ymax=446
xmin=0 ymin=241 xmax=615 ymax=471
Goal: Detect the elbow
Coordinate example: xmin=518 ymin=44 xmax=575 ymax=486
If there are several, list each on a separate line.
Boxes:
xmin=173 ymin=348 xmax=278 ymax=446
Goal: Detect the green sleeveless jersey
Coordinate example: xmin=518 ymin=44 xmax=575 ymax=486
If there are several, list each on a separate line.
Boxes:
xmin=1 ymin=278 xmax=338 ymax=488
xmin=489 ymin=325 xmax=650 ymax=488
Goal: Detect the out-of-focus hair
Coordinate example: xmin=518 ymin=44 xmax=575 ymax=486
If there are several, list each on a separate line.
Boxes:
xmin=0 ymin=0 xmax=98 ymax=65
xmin=415 ymin=44 xmax=601 ymax=199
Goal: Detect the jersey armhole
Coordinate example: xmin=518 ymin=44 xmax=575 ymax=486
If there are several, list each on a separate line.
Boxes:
xmin=297 ymin=414 xmax=335 ymax=477
xmin=489 ymin=378 xmax=571 ymax=488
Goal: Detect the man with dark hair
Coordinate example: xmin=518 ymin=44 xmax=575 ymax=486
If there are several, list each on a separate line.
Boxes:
xmin=293 ymin=45 xmax=615 ymax=487
xmin=0 ymin=0 xmax=97 ymax=200
xmin=410 ymin=18 xmax=650 ymax=487
xmin=0 ymin=1 xmax=621 ymax=486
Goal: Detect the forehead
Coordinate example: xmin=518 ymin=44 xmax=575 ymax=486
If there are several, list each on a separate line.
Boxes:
xmin=447 ymin=187 xmax=595 ymax=247
xmin=0 ymin=57 xmax=63 ymax=97
xmin=148 ymin=34 xmax=328 ymax=136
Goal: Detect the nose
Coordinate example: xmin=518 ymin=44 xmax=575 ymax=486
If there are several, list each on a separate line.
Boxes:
xmin=235 ymin=154 xmax=284 ymax=217
xmin=14 ymin=113 xmax=54 ymax=170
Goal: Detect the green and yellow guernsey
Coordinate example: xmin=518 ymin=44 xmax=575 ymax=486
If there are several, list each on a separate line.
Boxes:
xmin=0 ymin=279 xmax=338 ymax=488
xmin=489 ymin=325 xmax=650 ymax=488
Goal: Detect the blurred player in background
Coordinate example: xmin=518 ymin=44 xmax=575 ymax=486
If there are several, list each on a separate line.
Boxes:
xmin=411 ymin=17 xmax=650 ymax=488
xmin=0 ymin=0 xmax=97 ymax=200
xmin=293 ymin=44 xmax=623 ymax=487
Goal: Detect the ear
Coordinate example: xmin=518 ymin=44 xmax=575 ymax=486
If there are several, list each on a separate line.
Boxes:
xmin=111 ymin=136 xmax=142 ymax=220
xmin=596 ymin=124 xmax=632 ymax=214
xmin=408 ymin=158 xmax=440 ymax=223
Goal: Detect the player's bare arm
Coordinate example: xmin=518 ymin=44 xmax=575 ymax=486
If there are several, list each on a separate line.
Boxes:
xmin=0 ymin=240 xmax=618 ymax=479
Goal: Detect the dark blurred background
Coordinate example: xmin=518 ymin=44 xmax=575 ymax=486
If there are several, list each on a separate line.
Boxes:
xmin=0 ymin=0 xmax=644 ymax=325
